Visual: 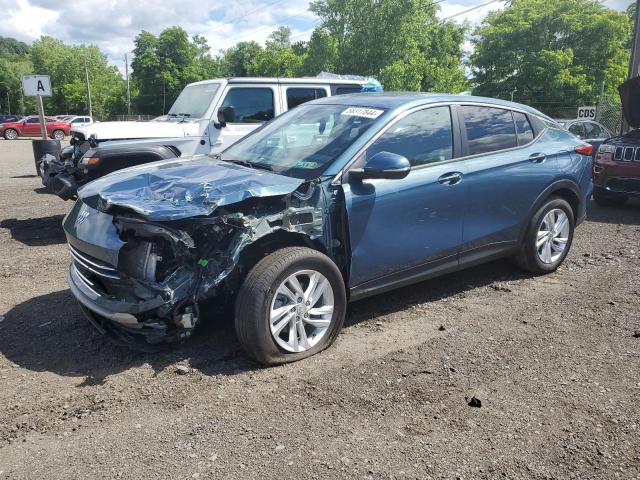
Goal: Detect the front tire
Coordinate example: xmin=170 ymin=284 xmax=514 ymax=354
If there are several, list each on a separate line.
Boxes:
xmin=3 ymin=129 xmax=17 ymax=140
xmin=514 ymin=197 xmax=575 ymax=274
xmin=235 ymin=247 xmax=347 ymax=365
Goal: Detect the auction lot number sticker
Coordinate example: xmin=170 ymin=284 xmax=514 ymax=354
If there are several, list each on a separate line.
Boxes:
xmin=341 ymin=107 xmax=384 ymax=119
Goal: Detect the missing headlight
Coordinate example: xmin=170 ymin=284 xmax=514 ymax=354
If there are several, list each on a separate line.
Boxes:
xmin=118 ymin=241 xmax=163 ymax=282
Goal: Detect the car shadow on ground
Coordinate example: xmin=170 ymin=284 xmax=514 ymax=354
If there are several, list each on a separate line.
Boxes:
xmin=0 ymin=259 xmax=533 ymax=384
xmin=587 ymin=198 xmax=640 ymax=225
xmin=11 ymin=174 xmax=39 ymax=179
xmin=0 ymin=215 xmax=66 ymax=246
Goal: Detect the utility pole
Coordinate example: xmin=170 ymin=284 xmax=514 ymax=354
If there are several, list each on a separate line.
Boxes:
xmin=124 ymin=53 xmax=131 ymax=116
xmin=162 ymin=77 xmax=166 ymax=115
xmin=629 ymin=0 xmax=640 ymax=80
xmin=6 ymin=91 xmax=10 ymax=114
xmin=84 ymin=58 xmax=93 ymax=118
xmin=622 ymin=0 xmax=640 ymax=133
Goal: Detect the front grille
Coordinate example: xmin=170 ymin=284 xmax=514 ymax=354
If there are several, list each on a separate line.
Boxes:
xmin=606 ymin=178 xmax=640 ymax=195
xmin=68 ymin=244 xmax=120 ymax=280
xmin=612 ymin=145 xmax=640 ymax=162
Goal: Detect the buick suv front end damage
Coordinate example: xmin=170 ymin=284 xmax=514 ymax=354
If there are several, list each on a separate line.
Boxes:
xmin=63 ymin=157 xmax=337 ymax=347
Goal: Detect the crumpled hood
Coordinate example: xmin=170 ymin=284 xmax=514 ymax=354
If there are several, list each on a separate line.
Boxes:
xmin=619 ymin=76 xmax=640 ymax=129
xmin=78 ymin=156 xmax=305 ymax=221
xmin=72 ymin=120 xmax=200 ymax=141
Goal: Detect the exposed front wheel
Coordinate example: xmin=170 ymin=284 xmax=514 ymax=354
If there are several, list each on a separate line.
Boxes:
xmin=3 ymin=129 xmax=17 ymax=140
xmin=514 ymin=197 xmax=575 ymax=274
xmin=235 ymin=247 xmax=347 ymax=365
xmin=52 ymin=130 xmax=65 ymax=141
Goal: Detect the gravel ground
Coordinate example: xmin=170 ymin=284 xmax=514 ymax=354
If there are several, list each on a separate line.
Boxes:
xmin=0 ymin=139 xmax=639 ymax=479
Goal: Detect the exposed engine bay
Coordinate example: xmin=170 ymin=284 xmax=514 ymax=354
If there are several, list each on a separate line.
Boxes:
xmin=64 ymin=172 xmax=345 ymax=347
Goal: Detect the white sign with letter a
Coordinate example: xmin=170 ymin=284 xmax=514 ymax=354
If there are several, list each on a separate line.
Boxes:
xmin=22 ymin=75 xmax=52 ymax=97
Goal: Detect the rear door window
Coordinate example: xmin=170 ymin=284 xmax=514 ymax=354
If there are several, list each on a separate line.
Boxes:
xmin=513 ymin=112 xmax=534 ymax=145
xmin=366 ymin=106 xmax=454 ymax=166
xmin=461 ymin=106 xmax=517 ymax=155
xmin=286 ymin=88 xmax=327 ymax=109
xmin=220 ymin=87 xmax=274 ymax=123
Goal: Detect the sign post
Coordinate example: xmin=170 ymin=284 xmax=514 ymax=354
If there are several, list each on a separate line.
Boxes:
xmin=22 ymin=75 xmax=52 ymax=140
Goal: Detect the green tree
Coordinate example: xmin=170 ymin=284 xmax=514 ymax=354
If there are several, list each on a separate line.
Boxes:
xmin=301 ymin=28 xmax=339 ymax=75
xmin=470 ymin=0 xmax=632 ymax=116
xmin=0 ymin=37 xmax=33 ymax=114
xmin=220 ymin=41 xmax=263 ymax=77
xmin=251 ymin=27 xmax=304 ymax=76
xmin=132 ymin=27 xmax=222 ymax=115
xmin=30 ymin=36 xmax=126 ymax=118
xmin=308 ymin=0 xmax=467 ymax=92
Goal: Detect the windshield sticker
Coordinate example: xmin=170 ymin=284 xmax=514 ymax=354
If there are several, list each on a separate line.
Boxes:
xmin=341 ymin=107 xmax=384 ymax=119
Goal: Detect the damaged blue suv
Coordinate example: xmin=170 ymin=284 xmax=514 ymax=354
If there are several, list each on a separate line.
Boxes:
xmin=63 ymin=94 xmax=593 ymax=364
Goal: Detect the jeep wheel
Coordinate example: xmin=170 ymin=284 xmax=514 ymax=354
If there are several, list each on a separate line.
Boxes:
xmin=52 ymin=130 xmax=65 ymax=141
xmin=3 ymin=129 xmax=17 ymax=140
xmin=593 ymin=189 xmax=627 ymax=207
xmin=514 ymin=197 xmax=574 ymax=274
xmin=235 ymin=247 xmax=347 ymax=365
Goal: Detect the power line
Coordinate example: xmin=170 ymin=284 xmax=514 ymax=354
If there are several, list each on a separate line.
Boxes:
xmin=441 ymin=0 xmax=505 ymax=22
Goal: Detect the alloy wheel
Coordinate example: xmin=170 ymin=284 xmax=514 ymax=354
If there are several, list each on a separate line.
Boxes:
xmin=269 ymin=270 xmax=334 ymax=353
xmin=536 ymin=208 xmax=570 ymax=264
xmin=4 ymin=129 xmax=17 ymax=140
xmin=53 ymin=131 xmax=64 ymax=141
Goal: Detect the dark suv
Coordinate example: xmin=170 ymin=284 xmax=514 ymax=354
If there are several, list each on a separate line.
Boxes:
xmin=593 ymin=77 xmax=640 ymax=206
xmin=63 ymin=94 xmax=593 ymax=364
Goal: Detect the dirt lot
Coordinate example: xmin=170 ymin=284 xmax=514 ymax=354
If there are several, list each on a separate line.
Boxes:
xmin=0 ymin=139 xmax=639 ymax=479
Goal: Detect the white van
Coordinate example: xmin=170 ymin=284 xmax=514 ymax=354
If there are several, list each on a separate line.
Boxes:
xmin=71 ymin=77 xmax=369 ymax=156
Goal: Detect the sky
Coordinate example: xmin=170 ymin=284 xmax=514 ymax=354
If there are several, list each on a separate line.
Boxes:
xmin=0 ymin=0 xmax=633 ymax=74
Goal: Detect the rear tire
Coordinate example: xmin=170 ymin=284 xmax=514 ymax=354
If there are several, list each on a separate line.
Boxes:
xmin=593 ymin=189 xmax=627 ymax=207
xmin=52 ymin=130 xmax=65 ymax=141
xmin=514 ymin=197 xmax=574 ymax=274
xmin=3 ymin=129 xmax=17 ymax=140
xmin=235 ymin=247 xmax=347 ymax=365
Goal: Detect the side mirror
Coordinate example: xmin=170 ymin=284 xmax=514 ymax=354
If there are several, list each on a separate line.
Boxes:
xmin=350 ymin=151 xmax=411 ymax=181
xmin=215 ymin=106 xmax=236 ymax=129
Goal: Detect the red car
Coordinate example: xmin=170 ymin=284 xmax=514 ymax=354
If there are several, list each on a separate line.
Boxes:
xmin=0 ymin=116 xmax=71 ymax=141
xmin=592 ymin=77 xmax=640 ymax=206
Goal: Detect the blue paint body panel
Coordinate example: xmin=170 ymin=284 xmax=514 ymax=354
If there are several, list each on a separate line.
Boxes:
xmin=64 ymin=93 xmax=592 ymax=303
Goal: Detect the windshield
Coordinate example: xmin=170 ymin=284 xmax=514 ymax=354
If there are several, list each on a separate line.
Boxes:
xmin=220 ymin=104 xmax=384 ymax=180
xmin=167 ymin=83 xmax=220 ymax=119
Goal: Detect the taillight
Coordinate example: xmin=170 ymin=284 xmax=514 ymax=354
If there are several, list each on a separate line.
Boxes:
xmin=575 ymin=144 xmax=593 ymax=156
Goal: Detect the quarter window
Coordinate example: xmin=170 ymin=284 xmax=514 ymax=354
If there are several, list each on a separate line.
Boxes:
xmin=220 ymin=87 xmax=274 ymax=123
xmin=334 ymin=86 xmax=362 ymax=95
xmin=513 ymin=112 xmax=534 ymax=145
xmin=286 ymin=88 xmax=327 ymax=109
xmin=366 ymin=106 xmax=453 ymax=166
xmin=462 ymin=106 xmax=517 ymax=155
xmin=568 ymin=123 xmax=585 ymax=139
xmin=583 ymin=122 xmax=606 ymax=139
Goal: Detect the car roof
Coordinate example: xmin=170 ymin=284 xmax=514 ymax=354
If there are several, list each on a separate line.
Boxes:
xmin=310 ymin=92 xmax=553 ymax=120
xmin=187 ymin=77 xmax=369 ymax=87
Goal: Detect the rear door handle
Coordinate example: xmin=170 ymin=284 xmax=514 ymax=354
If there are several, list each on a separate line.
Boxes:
xmin=438 ymin=172 xmax=463 ymax=185
xmin=529 ymin=153 xmax=546 ymax=163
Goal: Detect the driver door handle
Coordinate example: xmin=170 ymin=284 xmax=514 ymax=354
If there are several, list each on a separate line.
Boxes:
xmin=438 ymin=172 xmax=463 ymax=185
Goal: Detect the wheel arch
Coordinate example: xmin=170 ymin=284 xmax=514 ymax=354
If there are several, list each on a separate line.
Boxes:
xmin=518 ymin=180 xmax=581 ymax=244
xmin=235 ymin=231 xmax=328 ymax=280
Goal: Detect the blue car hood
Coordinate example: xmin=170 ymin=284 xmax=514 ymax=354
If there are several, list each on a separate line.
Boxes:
xmin=78 ymin=155 xmax=305 ymax=221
